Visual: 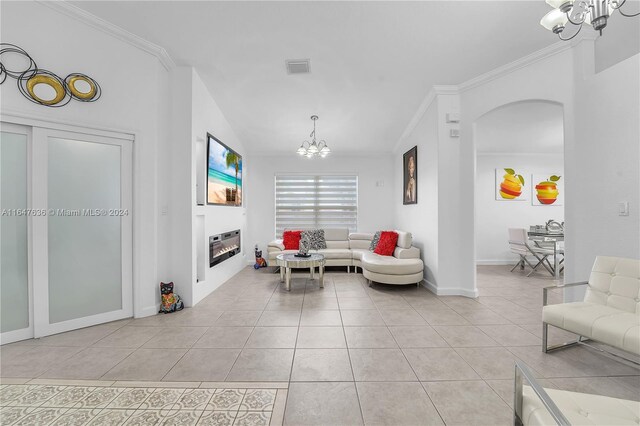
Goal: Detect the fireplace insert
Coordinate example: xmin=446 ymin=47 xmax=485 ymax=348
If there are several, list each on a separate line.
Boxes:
xmin=210 ymin=229 xmax=240 ymax=267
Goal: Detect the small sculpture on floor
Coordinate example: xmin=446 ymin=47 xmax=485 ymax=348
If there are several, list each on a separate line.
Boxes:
xmin=159 ymin=282 xmax=184 ymax=313
xmin=254 ymin=244 xmax=268 ymax=269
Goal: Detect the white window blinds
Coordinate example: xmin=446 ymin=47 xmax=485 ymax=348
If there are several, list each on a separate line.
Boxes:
xmin=275 ymin=175 xmax=358 ymax=238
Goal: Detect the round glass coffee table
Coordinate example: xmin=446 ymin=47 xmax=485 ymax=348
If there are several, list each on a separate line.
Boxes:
xmin=276 ymin=253 xmax=326 ymax=291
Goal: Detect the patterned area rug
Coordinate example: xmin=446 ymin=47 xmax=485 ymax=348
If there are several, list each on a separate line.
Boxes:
xmin=0 ymin=383 xmax=285 ymax=425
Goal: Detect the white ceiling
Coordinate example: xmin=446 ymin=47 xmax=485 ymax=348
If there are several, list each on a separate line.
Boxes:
xmin=475 ymin=101 xmax=564 ymax=154
xmin=70 ymin=1 xmax=560 ymax=154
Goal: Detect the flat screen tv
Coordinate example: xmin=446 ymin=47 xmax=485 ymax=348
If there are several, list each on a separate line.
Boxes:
xmin=206 ymin=133 xmax=242 ymax=206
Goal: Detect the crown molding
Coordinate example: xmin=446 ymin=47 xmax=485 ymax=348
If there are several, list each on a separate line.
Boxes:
xmin=458 ymin=33 xmax=597 ymax=93
xmin=433 ymin=85 xmax=460 ymax=95
xmin=37 ymin=0 xmax=175 ymax=71
xmin=392 ymin=88 xmax=437 ymax=153
xmin=394 ymin=34 xmax=596 ymax=149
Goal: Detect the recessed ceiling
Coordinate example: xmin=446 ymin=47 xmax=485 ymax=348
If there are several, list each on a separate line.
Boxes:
xmin=476 ymin=101 xmax=564 ymax=154
xmin=69 ymin=1 xmax=560 ymax=154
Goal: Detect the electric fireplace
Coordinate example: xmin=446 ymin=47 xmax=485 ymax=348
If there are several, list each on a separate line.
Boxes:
xmin=210 ymin=229 xmax=241 ymax=267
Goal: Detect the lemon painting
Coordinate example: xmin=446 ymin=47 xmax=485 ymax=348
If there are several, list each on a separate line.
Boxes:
xmin=495 ymin=168 xmax=528 ymax=201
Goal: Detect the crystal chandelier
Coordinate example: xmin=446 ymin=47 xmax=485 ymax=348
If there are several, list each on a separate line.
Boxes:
xmin=541 ymin=0 xmax=639 ymax=41
xmin=296 ymin=115 xmax=331 ymax=158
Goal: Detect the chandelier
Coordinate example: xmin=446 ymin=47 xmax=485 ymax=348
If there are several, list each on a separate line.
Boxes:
xmin=541 ymin=0 xmax=639 ymax=40
xmin=296 ymin=115 xmax=331 ymax=158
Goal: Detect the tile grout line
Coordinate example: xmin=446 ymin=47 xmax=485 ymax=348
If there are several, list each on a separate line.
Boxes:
xmin=338 ymin=275 xmax=366 ymax=425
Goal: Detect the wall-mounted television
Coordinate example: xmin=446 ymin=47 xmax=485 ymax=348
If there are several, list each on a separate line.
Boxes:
xmin=206 ymin=133 xmax=242 ymax=206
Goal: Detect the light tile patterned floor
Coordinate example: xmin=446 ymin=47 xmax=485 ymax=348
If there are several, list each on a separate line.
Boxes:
xmin=1 ymin=265 xmax=639 ymax=425
xmin=0 ymin=383 xmax=283 ymax=425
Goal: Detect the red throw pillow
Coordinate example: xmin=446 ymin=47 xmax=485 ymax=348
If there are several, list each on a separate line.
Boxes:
xmin=283 ymin=230 xmax=302 ymax=250
xmin=374 ymin=231 xmax=398 ymax=256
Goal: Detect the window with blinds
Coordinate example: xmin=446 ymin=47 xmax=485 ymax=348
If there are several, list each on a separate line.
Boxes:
xmin=275 ymin=175 xmax=358 ymax=238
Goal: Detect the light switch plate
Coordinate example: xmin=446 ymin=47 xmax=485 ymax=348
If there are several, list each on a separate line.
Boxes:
xmin=446 ymin=112 xmax=460 ymax=123
xmin=618 ymin=201 xmax=629 ymax=216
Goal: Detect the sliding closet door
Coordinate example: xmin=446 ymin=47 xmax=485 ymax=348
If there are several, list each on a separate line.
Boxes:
xmin=0 ymin=124 xmax=33 ymax=344
xmin=32 ymin=128 xmax=132 ymax=337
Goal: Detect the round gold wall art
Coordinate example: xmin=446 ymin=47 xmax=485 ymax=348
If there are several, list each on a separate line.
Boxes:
xmin=0 ymin=43 xmax=101 ymax=108
xmin=18 ymin=70 xmax=71 ymax=107
xmin=65 ymin=73 xmax=101 ymax=102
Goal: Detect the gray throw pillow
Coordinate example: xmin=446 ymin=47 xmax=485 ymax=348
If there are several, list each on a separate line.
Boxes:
xmin=300 ymin=229 xmax=327 ymax=251
xmin=369 ymin=231 xmax=382 ymax=251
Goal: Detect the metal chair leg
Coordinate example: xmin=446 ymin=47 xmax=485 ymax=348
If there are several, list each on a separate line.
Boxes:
xmin=510 ymin=259 xmax=522 ymax=272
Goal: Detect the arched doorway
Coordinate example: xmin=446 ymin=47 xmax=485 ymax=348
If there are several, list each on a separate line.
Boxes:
xmin=472 ymin=100 xmax=566 ymax=295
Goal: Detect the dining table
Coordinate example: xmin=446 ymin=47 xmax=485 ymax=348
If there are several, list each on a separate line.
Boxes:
xmin=527 ymin=230 xmax=564 ymax=279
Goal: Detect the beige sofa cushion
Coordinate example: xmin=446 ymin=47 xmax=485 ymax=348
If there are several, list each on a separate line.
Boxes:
xmin=324 ymin=228 xmax=349 ymax=241
xmin=326 ymin=240 xmax=349 ymax=249
xmin=522 ymin=386 xmax=640 ymax=426
xmin=349 ymin=232 xmax=373 ymax=250
xmin=268 ymin=240 xmax=285 ymax=251
xmin=351 ymin=249 xmax=368 ymax=260
xmin=349 ymin=240 xmax=371 ymax=250
xmin=361 ymin=252 xmax=423 ymax=275
xmin=585 ymin=256 xmax=640 ymax=314
xmin=393 ymin=247 xmax=420 ymax=259
xmin=543 ymin=302 xmax=640 ymax=355
xmin=394 ymin=230 xmax=413 ymax=249
xmin=311 ymin=249 xmax=352 ymax=260
xmin=349 ymin=232 xmax=374 ymax=240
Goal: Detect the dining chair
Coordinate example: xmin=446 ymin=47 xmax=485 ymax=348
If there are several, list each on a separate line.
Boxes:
xmin=508 ymin=228 xmax=555 ymax=276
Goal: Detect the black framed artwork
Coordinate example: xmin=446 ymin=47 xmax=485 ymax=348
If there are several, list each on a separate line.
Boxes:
xmin=403 ymin=146 xmax=417 ymax=205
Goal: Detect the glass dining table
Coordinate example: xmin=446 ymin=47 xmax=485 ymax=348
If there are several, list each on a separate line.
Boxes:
xmin=527 ymin=230 xmax=564 ymax=279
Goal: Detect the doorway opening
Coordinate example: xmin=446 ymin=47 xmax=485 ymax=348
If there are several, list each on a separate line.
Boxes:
xmin=473 ymin=100 xmax=565 ymax=294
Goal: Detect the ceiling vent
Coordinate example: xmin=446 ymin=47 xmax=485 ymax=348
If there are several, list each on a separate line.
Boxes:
xmin=286 ymin=59 xmax=310 ymax=74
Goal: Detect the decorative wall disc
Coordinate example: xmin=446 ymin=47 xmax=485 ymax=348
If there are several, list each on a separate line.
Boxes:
xmin=18 ymin=69 xmax=71 ymax=107
xmin=65 ymin=73 xmax=101 ymax=101
xmin=0 ymin=43 xmax=100 ymax=108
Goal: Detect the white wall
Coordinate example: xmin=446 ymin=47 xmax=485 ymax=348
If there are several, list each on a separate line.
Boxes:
xmin=392 ymin=92 xmax=466 ymax=295
xmin=246 ymin=154 xmax=395 ymax=254
xmin=169 ymin=68 xmax=248 ymax=306
xmin=0 ymin=1 xmax=171 ymax=317
xmin=190 ymin=70 xmax=247 ymax=305
xmin=475 ymin=154 xmax=564 ymax=263
xmin=568 ymin=53 xmax=640 ymax=283
xmin=394 ymin=102 xmax=439 ymax=285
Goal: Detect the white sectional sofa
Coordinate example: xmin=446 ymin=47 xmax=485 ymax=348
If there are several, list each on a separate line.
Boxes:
xmin=267 ymin=228 xmax=424 ymax=286
xmin=542 ymin=256 xmax=640 ymax=357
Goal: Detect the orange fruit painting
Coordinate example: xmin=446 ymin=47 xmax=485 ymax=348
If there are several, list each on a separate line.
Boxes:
xmin=498 ymin=168 xmax=525 ymax=200
xmin=535 ymin=175 xmax=561 ymax=204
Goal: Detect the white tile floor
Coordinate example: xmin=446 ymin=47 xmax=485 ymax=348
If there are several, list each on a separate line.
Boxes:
xmin=1 ymin=265 xmax=639 ymax=425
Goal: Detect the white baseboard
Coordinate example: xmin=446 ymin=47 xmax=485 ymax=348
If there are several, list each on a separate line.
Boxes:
xmin=476 ymin=260 xmax=515 ymax=266
xmin=135 ymin=304 xmax=159 ymax=319
xmin=423 ymin=279 xmax=479 ymax=298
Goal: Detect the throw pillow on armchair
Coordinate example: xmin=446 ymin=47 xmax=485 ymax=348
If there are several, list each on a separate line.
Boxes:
xmin=374 ymin=231 xmax=398 ymax=256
